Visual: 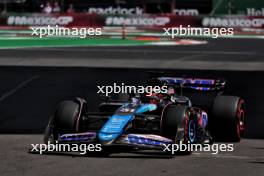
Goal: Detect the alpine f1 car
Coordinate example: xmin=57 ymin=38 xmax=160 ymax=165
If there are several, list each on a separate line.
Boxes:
xmin=44 ymin=76 xmax=245 ymax=155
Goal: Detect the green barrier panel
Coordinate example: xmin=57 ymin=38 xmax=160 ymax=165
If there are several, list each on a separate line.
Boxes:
xmin=212 ymin=0 xmax=264 ymax=15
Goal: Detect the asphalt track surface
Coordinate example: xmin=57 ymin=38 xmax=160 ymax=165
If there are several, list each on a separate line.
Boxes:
xmin=0 ymin=38 xmax=264 ymax=70
xmin=0 ymin=38 xmax=264 ymax=176
xmin=0 ymin=135 xmax=263 ymax=176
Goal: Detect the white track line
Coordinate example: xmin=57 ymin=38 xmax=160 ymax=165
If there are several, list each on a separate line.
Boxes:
xmin=0 ymin=75 xmax=39 ymax=101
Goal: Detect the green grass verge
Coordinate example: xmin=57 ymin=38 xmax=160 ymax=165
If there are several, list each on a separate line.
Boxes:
xmin=0 ymin=37 xmax=148 ymax=48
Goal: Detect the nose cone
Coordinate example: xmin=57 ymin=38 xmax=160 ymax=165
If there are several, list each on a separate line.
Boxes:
xmin=98 ymin=114 xmax=133 ymax=143
xmin=136 ymin=104 xmax=157 ymax=113
xmin=98 ymin=133 xmax=120 ymax=144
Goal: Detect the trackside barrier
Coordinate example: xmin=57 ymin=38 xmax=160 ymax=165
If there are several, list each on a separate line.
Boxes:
xmin=0 ymin=13 xmax=264 ymax=32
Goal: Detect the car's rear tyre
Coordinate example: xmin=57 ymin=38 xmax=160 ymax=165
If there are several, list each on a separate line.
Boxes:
xmin=161 ymin=105 xmax=195 ymax=155
xmin=211 ymin=96 xmax=245 ymax=142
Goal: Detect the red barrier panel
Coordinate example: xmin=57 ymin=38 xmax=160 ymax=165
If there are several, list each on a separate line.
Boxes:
xmin=0 ymin=13 xmax=264 ymax=30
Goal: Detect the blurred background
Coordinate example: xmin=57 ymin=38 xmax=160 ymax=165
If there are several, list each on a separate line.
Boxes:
xmin=0 ymin=0 xmax=263 ymax=15
xmin=0 ymin=0 xmax=263 ymax=48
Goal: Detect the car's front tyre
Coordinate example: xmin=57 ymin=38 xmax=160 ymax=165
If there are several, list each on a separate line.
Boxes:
xmin=43 ymin=100 xmax=81 ymax=144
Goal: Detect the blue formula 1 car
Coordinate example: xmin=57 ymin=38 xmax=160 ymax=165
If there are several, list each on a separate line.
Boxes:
xmin=44 ymin=77 xmax=245 ymax=155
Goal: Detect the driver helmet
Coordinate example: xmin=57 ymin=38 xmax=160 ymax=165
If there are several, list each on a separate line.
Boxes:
xmin=146 ymin=93 xmax=164 ymax=105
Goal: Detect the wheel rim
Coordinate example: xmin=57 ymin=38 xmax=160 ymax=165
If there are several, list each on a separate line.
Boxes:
xmin=188 ymin=119 xmax=196 ymax=143
xmin=236 ymin=120 xmax=241 ymax=139
xmin=236 ymin=100 xmax=245 ymax=137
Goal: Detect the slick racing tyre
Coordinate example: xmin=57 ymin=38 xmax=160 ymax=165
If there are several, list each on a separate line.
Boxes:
xmin=43 ymin=115 xmax=57 ymax=144
xmin=211 ymin=96 xmax=245 ymax=142
xmin=44 ymin=100 xmax=81 ymax=144
xmin=161 ymin=105 xmax=196 ymax=155
xmin=55 ymin=100 xmax=80 ymax=133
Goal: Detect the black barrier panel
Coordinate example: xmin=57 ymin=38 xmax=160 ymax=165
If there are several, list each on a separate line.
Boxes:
xmin=0 ymin=66 xmax=263 ymax=139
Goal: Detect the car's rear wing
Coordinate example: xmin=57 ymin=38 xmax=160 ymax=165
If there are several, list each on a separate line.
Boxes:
xmin=157 ymin=77 xmax=226 ymax=91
